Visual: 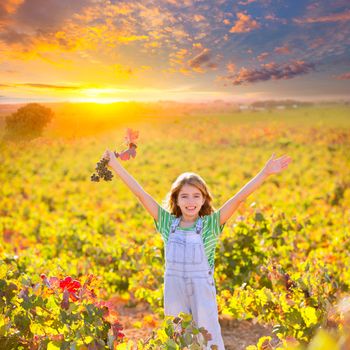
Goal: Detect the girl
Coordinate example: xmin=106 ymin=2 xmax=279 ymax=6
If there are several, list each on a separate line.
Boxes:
xmin=102 ymin=150 xmax=292 ymax=349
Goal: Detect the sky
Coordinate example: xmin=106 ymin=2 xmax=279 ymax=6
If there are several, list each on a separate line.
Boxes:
xmin=0 ymin=0 xmax=349 ymax=104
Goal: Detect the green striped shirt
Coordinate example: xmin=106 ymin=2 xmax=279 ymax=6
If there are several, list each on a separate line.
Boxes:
xmin=154 ymin=204 xmax=226 ymax=269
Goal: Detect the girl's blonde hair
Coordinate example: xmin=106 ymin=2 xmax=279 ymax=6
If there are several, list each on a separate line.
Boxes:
xmin=162 ymin=172 xmax=216 ymax=217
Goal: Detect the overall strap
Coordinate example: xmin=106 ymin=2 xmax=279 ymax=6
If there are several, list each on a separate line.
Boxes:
xmin=195 ymin=216 xmax=203 ymax=234
xmin=170 ymin=216 xmax=181 ymax=234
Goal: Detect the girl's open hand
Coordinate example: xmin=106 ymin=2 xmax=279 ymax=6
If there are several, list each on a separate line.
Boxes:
xmin=102 ymin=149 xmax=118 ymax=167
xmin=263 ymin=153 xmax=292 ymax=176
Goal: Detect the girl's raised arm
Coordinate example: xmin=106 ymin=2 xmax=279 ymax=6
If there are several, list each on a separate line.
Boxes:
xmin=102 ymin=149 xmax=159 ymax=221
xmin=219 ymin=153 xmax=292 ymax=226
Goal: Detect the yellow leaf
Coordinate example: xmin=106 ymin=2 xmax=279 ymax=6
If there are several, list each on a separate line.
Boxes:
xmin=133 ymin=321 xmax=142 ymax=328
xmin=301 ymin=306 xmax=318 ymax=327
xmin=47 ymin=342 xmax=60 ymax=350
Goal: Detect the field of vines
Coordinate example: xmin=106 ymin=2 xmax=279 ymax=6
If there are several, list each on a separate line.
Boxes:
xmin=1 ymin=103 xmax=350 ymax=350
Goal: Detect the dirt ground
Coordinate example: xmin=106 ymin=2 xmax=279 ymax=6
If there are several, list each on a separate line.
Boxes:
xmin=109 ymin=296 xmax=277 ymax=350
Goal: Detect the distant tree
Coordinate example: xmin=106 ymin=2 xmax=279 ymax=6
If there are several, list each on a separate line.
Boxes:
xmin=3 ymin=103 xmax=54 ymax=142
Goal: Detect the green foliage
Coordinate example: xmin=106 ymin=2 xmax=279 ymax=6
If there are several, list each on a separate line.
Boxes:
xmin=0 ymin=106 xmax=350 ymax=348
xmin=137 ymin=312 xmax=216 ymax=349
xmin=0 ymin=259 xmax=125 ymax=349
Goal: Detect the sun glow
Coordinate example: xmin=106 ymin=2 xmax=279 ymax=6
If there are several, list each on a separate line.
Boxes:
xmin=73 ymin=88 xmax=126 ymax=103
xmin=72 ymin=97 xmax=125 ymax=104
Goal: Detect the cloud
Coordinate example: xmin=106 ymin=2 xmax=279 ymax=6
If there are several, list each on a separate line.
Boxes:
xmin=294 ymin=10 xmax=350 ymax=24
xmin=0 ymin=82 xmax=98 ymax=91
xmin=257 ymin=52 xmax=269 ymax=61
xmin=220 ymin=60 xmax=315 ymax=85
xmin=264 ymin=13 xmax=288 ymax=24
xmin=229 ymin=12 xmax=260 ymax=33
xmin=0 ymin=28 xmax=31 ymax=44
xmin=0 ymin=0 xmax=23 ymax=22
xmin=188 ymin=48 xmax=212 ymax=68
xmin=192 ymin=43 xmax=203 ymax=49
xmin=14 ymin=0 xmax=94 ymax=30
xmin=118 ymin=35 xmax=149 ymax=43
xmin=309 ymin=37 xmax=325 ymax=49
xmin=138 ymin=3 xmax=177 ymax=28
xmin=167 ymin=47 xmax=219 ymax=75
xmin=207 ymin=62 xmax=218 ymax=69
xmin=335 ymin=72 xmax=350 ymax=80
xmin=0 ymin=0 xmax=23 ymax=14
xmin=226 ymin=62 xmax=236 ymax=73
xmin=13 ymin=83 xmax=83 ymax=90
xmin=193 ymin=14 xmax=205 ymax=22
xmin=0 ymin=0 xmax=158 ymax=56
xmin=274 ymin=46 xmax=292 ymax=54
xmin=238 ymin=0 xmax=257 ymax=5
xmin=169 ymin=48 xmax=188 ymax=66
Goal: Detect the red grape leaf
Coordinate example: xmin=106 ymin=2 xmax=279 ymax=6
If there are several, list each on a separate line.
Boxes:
xmin=119 ymin=150 xmax=130 ymax=160
xmin=117 ymin=144 xmax=137 ymax=160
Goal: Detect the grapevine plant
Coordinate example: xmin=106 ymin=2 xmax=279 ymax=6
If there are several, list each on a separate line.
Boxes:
xmin=0 ymin=258 xmax=125 ymax=349
xmin=136 ymin=312 xmax=217 ymax=350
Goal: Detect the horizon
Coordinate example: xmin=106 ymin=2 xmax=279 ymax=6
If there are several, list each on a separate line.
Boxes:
xmin=0 ymin=95 xmax=349 ymax=106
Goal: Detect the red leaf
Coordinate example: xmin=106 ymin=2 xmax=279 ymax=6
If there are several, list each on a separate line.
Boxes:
xmin=119 ymin=150 xmax=130 ymax=160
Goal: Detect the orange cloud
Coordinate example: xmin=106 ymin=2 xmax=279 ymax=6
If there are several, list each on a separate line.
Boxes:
xmin=294 ymin=10 xmax=350 ymax=24
xmin=309 ymin=37 xmax=325 ymax=49
xmin=169 ymin=48 xmax=188 ymax=66
xmin=171 ymin=28 xmax=190 ymax=40
xmin=192 ymin=43 xmax=203 ymax=49
xmin=0 ymin=0 xmax=24 ymax=15
xmin=118 ymin=35 xmax=149 ymax=43
xmin=193 ymin=14 xmax=205 ymax=22
xmin=226 ymin=62 xmax=236 ymax=73
xmin=138 ymin=4 xmax=176 ymax=27
xmin=257 ymin=52 xmax=269 ymax=61
xmin=107 ymin=3 xmax=134 ymax=15
xmin=229 ymin=12 xmax=260 ymax=33
xmin=274 ymin=46 xmax=291 ymax=54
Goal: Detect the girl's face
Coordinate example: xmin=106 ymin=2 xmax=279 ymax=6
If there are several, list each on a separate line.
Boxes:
xmin=177 ymin=183 xmax=205 ymax=218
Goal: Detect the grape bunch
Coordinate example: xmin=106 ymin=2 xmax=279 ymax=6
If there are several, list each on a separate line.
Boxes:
xmin=91 ymin=128 xmax=139 ymax=183
xmin=91 ymin=156 xmax=114 ymax=182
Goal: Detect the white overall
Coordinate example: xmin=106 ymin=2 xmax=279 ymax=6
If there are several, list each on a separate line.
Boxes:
xmin=163 ymin=216 xmax=225 ymax=349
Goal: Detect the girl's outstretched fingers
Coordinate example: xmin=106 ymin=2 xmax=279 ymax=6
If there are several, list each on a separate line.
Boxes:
xmin=264 ymin=153 xmax=292 ymax=175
